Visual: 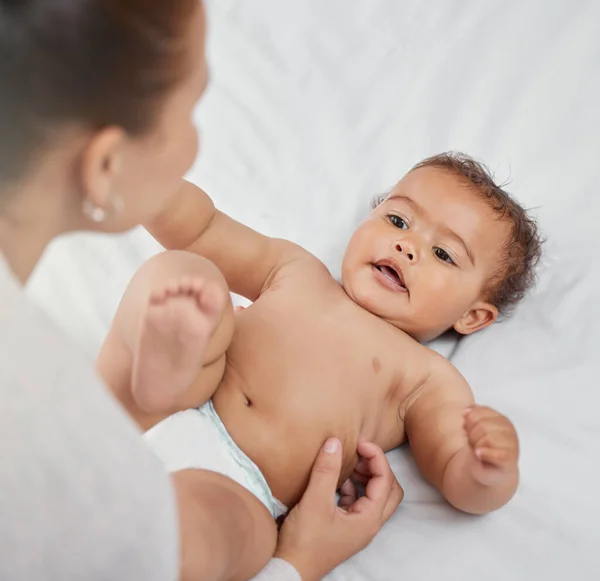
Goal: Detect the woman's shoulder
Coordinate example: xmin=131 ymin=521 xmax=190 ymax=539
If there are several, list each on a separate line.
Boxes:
xmin=0 ymin=280 xmax=178 ymax=580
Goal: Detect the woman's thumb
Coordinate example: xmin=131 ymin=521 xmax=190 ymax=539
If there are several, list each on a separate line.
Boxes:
xmin=302 ymin=438 xmax=343 ymax=507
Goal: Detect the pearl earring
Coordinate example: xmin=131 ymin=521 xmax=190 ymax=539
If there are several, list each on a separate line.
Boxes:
xmin=82 ymin=199 xmax=108 ymax=223
xmin=82 ymin=196 xmax=124 ymax=223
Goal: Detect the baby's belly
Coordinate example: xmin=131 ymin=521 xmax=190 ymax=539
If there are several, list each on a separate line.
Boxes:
xmin=212 ymin=379 xmax=365 ymax=508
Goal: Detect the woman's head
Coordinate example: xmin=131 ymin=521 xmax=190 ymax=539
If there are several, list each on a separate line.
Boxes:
xmin=0 ymin=0 xmax=206 ymax=232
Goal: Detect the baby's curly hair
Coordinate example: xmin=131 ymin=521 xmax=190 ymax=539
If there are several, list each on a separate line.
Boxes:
xmin=412 ymin=152 xmax=543 ymax=316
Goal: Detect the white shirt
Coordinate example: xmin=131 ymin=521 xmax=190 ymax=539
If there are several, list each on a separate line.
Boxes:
xmin=0 ymin=254 xmax=178 ymax=580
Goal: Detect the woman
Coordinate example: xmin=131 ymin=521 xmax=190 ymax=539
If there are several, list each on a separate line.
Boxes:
xmin=0 ymin=1 xmax=402 ymax=579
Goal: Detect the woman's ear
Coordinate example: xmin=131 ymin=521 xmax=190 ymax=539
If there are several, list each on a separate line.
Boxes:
xmin=79 ymin=126 xmax=125 ymax=213
xmin=453 ymin=301 xmax=498 ymax=335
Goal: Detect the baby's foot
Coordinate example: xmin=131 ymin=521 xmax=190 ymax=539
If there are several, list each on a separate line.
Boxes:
xmin=132 ymin=277 xmax=225 ymax=413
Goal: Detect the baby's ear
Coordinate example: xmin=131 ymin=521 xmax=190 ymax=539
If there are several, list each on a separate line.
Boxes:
xmin=453 ymin=301 xmax=498 ymax=335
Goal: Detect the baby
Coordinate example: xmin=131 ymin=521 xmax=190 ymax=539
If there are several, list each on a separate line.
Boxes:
xmin=98 ymin=152 xmax=541 ymax=528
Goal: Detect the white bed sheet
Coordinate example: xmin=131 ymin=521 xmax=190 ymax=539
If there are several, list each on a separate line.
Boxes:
xmin=28 ymin=0 xmax=600 ymax=579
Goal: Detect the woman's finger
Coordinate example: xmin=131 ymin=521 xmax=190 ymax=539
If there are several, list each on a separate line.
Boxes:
xmin=351 ymin=471 xmax=370 ymax=486
xmin=355 ymin=442 xmax=394 ymax=511
xmin=382 ymin=477 xmax=404 ymax=522
xmin=338 ymin=479 xmax=358 ymax=510
xmin=299 ymin=438 xmax=344 ymax=513
xmin=353 ymin=457 xmax=371 ymax=477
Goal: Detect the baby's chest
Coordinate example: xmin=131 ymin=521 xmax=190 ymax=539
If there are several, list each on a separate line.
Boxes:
xmin=242 ymin=303 xmax=403 ymax=388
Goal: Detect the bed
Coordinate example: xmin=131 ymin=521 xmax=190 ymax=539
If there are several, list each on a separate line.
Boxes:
xmin=28 ymin=0 xmax=600 ymax=579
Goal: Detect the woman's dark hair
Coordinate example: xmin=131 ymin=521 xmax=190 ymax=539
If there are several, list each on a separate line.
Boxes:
xmin=0 ymin=0 xmax=197 ymax=182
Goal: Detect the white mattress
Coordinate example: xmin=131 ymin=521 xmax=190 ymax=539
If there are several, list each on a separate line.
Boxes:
xmin=28 ymin=0 xmax=600 ymax=579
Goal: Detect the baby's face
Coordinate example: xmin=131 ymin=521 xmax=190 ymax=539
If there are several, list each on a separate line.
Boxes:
xmin=341 ymin=167 xmax=510 ymax=342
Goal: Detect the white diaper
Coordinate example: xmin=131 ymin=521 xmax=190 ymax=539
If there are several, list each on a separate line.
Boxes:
xmin=144 ymin=401 xmax=287 ymax=519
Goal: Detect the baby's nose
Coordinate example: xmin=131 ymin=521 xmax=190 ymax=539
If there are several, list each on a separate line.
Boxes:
xmin=395 ymin=242 xmax=415 ymax=261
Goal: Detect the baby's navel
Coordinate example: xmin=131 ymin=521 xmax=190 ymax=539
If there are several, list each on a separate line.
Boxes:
xmin=372 ymin=356 xmax=382 ymax=374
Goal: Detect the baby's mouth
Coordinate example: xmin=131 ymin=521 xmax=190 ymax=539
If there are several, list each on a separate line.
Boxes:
xmin=372 ymin=261 xmax=408 ymax=293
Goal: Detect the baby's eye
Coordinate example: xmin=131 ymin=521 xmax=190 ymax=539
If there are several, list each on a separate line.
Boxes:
xmin=434 ymin=247 xmax=455 ymax=265
xmin=388 ymin=215 xmax=408 ymax=230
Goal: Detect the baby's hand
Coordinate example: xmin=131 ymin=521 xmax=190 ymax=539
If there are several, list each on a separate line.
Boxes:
xmin=463 ymin=405 xmax=519 ymax=486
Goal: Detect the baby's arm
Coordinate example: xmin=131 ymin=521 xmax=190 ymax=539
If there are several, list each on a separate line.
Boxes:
xmin=146 ymin=180 xmax=308 ymax=301
xmin=404 ymin=359 xmax=519 ymax=514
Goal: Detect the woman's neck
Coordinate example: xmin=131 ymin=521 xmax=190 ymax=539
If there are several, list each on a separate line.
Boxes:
xmin=0 ymin=183 xmax=68 ymax=284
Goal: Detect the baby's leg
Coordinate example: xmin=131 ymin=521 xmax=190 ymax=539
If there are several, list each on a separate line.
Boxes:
xmin=174 ymin=469 xmax=277 ymax=581
xmin=132 ymin=276 xmax=221 ymax=414
xmin=98 ymin=250 xmax=234 ymax=426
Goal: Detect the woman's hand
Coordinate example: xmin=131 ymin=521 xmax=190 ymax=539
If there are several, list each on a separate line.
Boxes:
xmin=274 ymin=438 xmax=403 ymax=581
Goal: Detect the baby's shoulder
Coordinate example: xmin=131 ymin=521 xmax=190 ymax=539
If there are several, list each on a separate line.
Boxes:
xmin=385 ymin=330 xmax=440 ymax=368
xmin=419 ymin=348 xmax=472 ymax=403
xmin=388 ymin=337 xmax=471 ymax=402
xmin=391 ymin=348 xmax=473 ymax=423
xmin=269 ymin=243 xmax=334 ymax=287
